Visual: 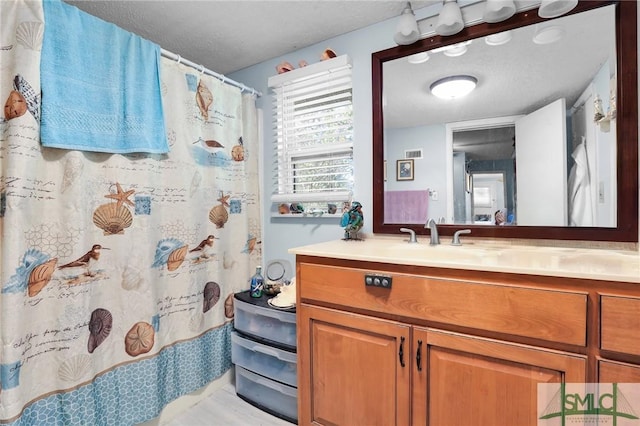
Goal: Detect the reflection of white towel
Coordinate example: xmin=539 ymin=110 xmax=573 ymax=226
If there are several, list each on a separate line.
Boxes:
xmin=568 ymin=138 xmax=593 ymax=226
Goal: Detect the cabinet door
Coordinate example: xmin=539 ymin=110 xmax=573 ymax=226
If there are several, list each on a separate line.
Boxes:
xmin=298 ymin=304 xmax=411 ymax=426
xmin=412 ymin=328 xmax=586 ymax=426
xmin=599 ymin=359 xmax=640 ymax=382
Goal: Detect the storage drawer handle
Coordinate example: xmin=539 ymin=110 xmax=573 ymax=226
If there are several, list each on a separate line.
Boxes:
xmin=399 ymin=336 xmax=405 ymax=367
xmin=416 ymin=340 xmax=422 ymax=372
xmin=252 ymin=345 xmax=280 ymax=358
xmin=255 ymin=376 xmax=286 ymax=392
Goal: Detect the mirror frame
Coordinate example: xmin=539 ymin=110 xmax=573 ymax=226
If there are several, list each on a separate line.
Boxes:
xmin=372 ymin=0 xmax=638 ymax=242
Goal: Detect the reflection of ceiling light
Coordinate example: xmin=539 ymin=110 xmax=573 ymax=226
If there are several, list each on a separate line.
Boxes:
xmin=533 ymin=25 xmax=565 ymax=44
xmin=432 ymin=40 xmax=471 ymax=56
xmin=538 ymin=0 xmax=578 ymax=19
xmin=430 ymin=75 xmax=477 ymax=99
xmin=436 ymin=0 xmax=464 ymax=36
xmin=394 ymin=2 xmax=420 ymax=45
xmin=443 ymin=43 xmax=468 ymax=57
xmin=408 ymin=52 xmax=430 ymax=64
xmin=485 ymin=30 xmax=512 ymax=46
xmin=483 ymin=0 xmax=516 ymax=23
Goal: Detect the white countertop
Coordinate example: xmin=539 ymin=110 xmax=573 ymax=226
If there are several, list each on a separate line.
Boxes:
xmin=289 ymin=235 xmax=640 ymax=283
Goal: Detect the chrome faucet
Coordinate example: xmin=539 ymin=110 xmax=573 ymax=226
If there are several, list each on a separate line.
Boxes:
xmin=451 ymin=229 xmax=471 ymax=246
xmin=399 ymin=228 xmax=418 ymax=243
xmin=425 ymin=218 xmax=440 ymax=245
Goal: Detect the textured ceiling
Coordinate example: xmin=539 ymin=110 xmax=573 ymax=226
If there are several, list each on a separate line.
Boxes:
xmin=65 ymin=0 xmax=439 ymax=75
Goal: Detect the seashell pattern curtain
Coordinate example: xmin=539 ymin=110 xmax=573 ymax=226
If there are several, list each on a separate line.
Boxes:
xmin=0 ymin=1 xmax=262 ymax=424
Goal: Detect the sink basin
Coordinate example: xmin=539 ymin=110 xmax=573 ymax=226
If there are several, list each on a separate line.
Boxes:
xmin=386 ymin=242 xmax=499 ymax=264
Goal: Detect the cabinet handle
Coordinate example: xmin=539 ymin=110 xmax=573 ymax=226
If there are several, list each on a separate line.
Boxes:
xmin=416 ymin=340 xmax=422 ymax=372
xmin=399 ymin=336 xmax=405 ymax=367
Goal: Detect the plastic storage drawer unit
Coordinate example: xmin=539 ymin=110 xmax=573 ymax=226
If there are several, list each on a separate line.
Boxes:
xmin=234 ymin=292 xmax=296 ymax=350
xmin=235 ymin=365 xmax=298 ymax=423
xmin=231 ymin=331 xmax=297 ymax=387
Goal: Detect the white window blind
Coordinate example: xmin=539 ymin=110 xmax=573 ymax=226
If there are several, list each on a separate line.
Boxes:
xmin=268 ymin=55 xmax=353 ymax=208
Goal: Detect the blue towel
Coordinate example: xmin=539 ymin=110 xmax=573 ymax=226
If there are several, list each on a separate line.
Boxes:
xmin=40 ymin=0 xmax=169 ymax=154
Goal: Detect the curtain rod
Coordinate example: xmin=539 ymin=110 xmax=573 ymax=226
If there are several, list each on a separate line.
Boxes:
xmin=161 ymin=48 xmax=262 ymax=97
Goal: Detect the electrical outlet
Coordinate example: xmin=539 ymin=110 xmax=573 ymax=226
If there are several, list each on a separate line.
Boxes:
xmin=364 ymin=274 xmax=392 ymax=289
xmin=431 ymin=190 xmax=439 ymax=201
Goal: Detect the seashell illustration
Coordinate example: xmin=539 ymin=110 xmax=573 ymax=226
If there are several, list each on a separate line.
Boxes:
xmin=16 ymin=21 xmax=44 ymax=51
xmin=28 ymin=257 xmax=57 ymax=297
xmin=231 ymin=137 xmax=244 ymax=161
xmin=223 ymin=252 xmax=237 ymax=270
xmin=58 ymin=354 xmax=91 ymax=382
xmin=196 ymin=80 xmax=213 ymax=120
xmin=209 ymin=205 xmax=229 ymax=229
xmin=121 ymin=265 xmax=143 ymax=290
xmin=167 ymin=244 xmax=188 ymax=271
xmin=209 ymin=193 xmax=230 ymax=229
xmin=298 ymin=60 xmax=308 ymax=68
xmin=152 ymin=238 xmax=186 ymax=269
xmin=125 ymin=321 xmax=155 ymax=357
xmin=61 ymin=153 xmax=84 ymax=193
xmin=224 ymin=293 xmax=234 ymax=318
xmin=189 ymin=313 xmax=204 ymax=332
xmin=88 ymin=308 xmax=112 ymax=353
xmin=190 ymin=171 xmax=202 ymax=197
xmin=3 ymin=248 xmax=51 ymax=294
xmin=13 ymin=75 xmax=40 ymax=121
xmin=93 ymin=203 xmax=133 ymax=235
xmin=203 ymin=281 xmax=221 ymax=313
xmin=4 ymin=90 xmax=27 ymax=120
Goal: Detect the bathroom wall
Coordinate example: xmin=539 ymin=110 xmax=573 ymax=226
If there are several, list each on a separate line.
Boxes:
xmin=230 ymin=3 xmax=640 ymax=264
xmin=231 ymin=5 xmax=438 ymax=265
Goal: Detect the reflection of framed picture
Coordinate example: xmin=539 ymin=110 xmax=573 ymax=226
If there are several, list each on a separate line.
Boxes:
xmin=396 ymin=159 xmax=414 ymax=181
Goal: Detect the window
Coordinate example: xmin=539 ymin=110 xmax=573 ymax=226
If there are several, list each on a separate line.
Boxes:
xmin=268 ymin=55 xmax=353 ymax=215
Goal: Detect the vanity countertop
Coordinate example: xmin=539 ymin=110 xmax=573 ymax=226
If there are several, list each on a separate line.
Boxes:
xmin=289 ymin=235 xmax=640 ymax=283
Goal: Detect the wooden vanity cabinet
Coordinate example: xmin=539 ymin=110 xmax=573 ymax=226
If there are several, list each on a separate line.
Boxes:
xmin=296 ymin=257 xmax=592 ymax=426
xmin=412 ymin=328 xmax=585 ymax=426
xmin=298 ymin=305 xmax=411 ymax=425
xmin=599 ymin=294 xmax=640 ymax=382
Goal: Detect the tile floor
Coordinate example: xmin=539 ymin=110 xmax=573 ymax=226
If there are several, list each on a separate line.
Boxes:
xmin=165 ymin=383 xmax=295 ymax=426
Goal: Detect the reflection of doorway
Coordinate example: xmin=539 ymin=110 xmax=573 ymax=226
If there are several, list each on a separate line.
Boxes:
xmin=472 ymin=172 xmax=505 ymax=224
xmin=446 ymin=116 xmax=519 ymax=224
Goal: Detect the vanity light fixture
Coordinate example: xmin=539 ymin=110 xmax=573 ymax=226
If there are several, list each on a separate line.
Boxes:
xmin=538 ymin=0 xmax=578 ymax=19
xmin=483 ymin=0 xmax=516 ymax=23
xmin=394 ymin=2 xmax=420 ymax=45
xmin=435 ymin=0 xmax=464 ymax=36
xmin=430 ymin=75 xmax=477 ymax=100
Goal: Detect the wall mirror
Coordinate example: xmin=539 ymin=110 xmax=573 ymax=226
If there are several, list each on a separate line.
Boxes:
xmin=372 ymin=0 xmax=637 ymax=242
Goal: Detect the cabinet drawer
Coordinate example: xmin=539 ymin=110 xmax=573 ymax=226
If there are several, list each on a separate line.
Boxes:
xmin=235 ymin=366 xmax=298 ymax=423
xmin=601 ymin=295 xmax=640 ymax=356
xmin=231 ymin=331 xmax=297 ymax=387
xmin=234 ymin=296 xmax=296 ymax=350
xmin=300 ymin=263 xmax=587 ymax=345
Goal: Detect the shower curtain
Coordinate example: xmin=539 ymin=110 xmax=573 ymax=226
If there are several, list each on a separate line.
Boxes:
xmin=0 ymin=1 xmax=262 ymax=424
